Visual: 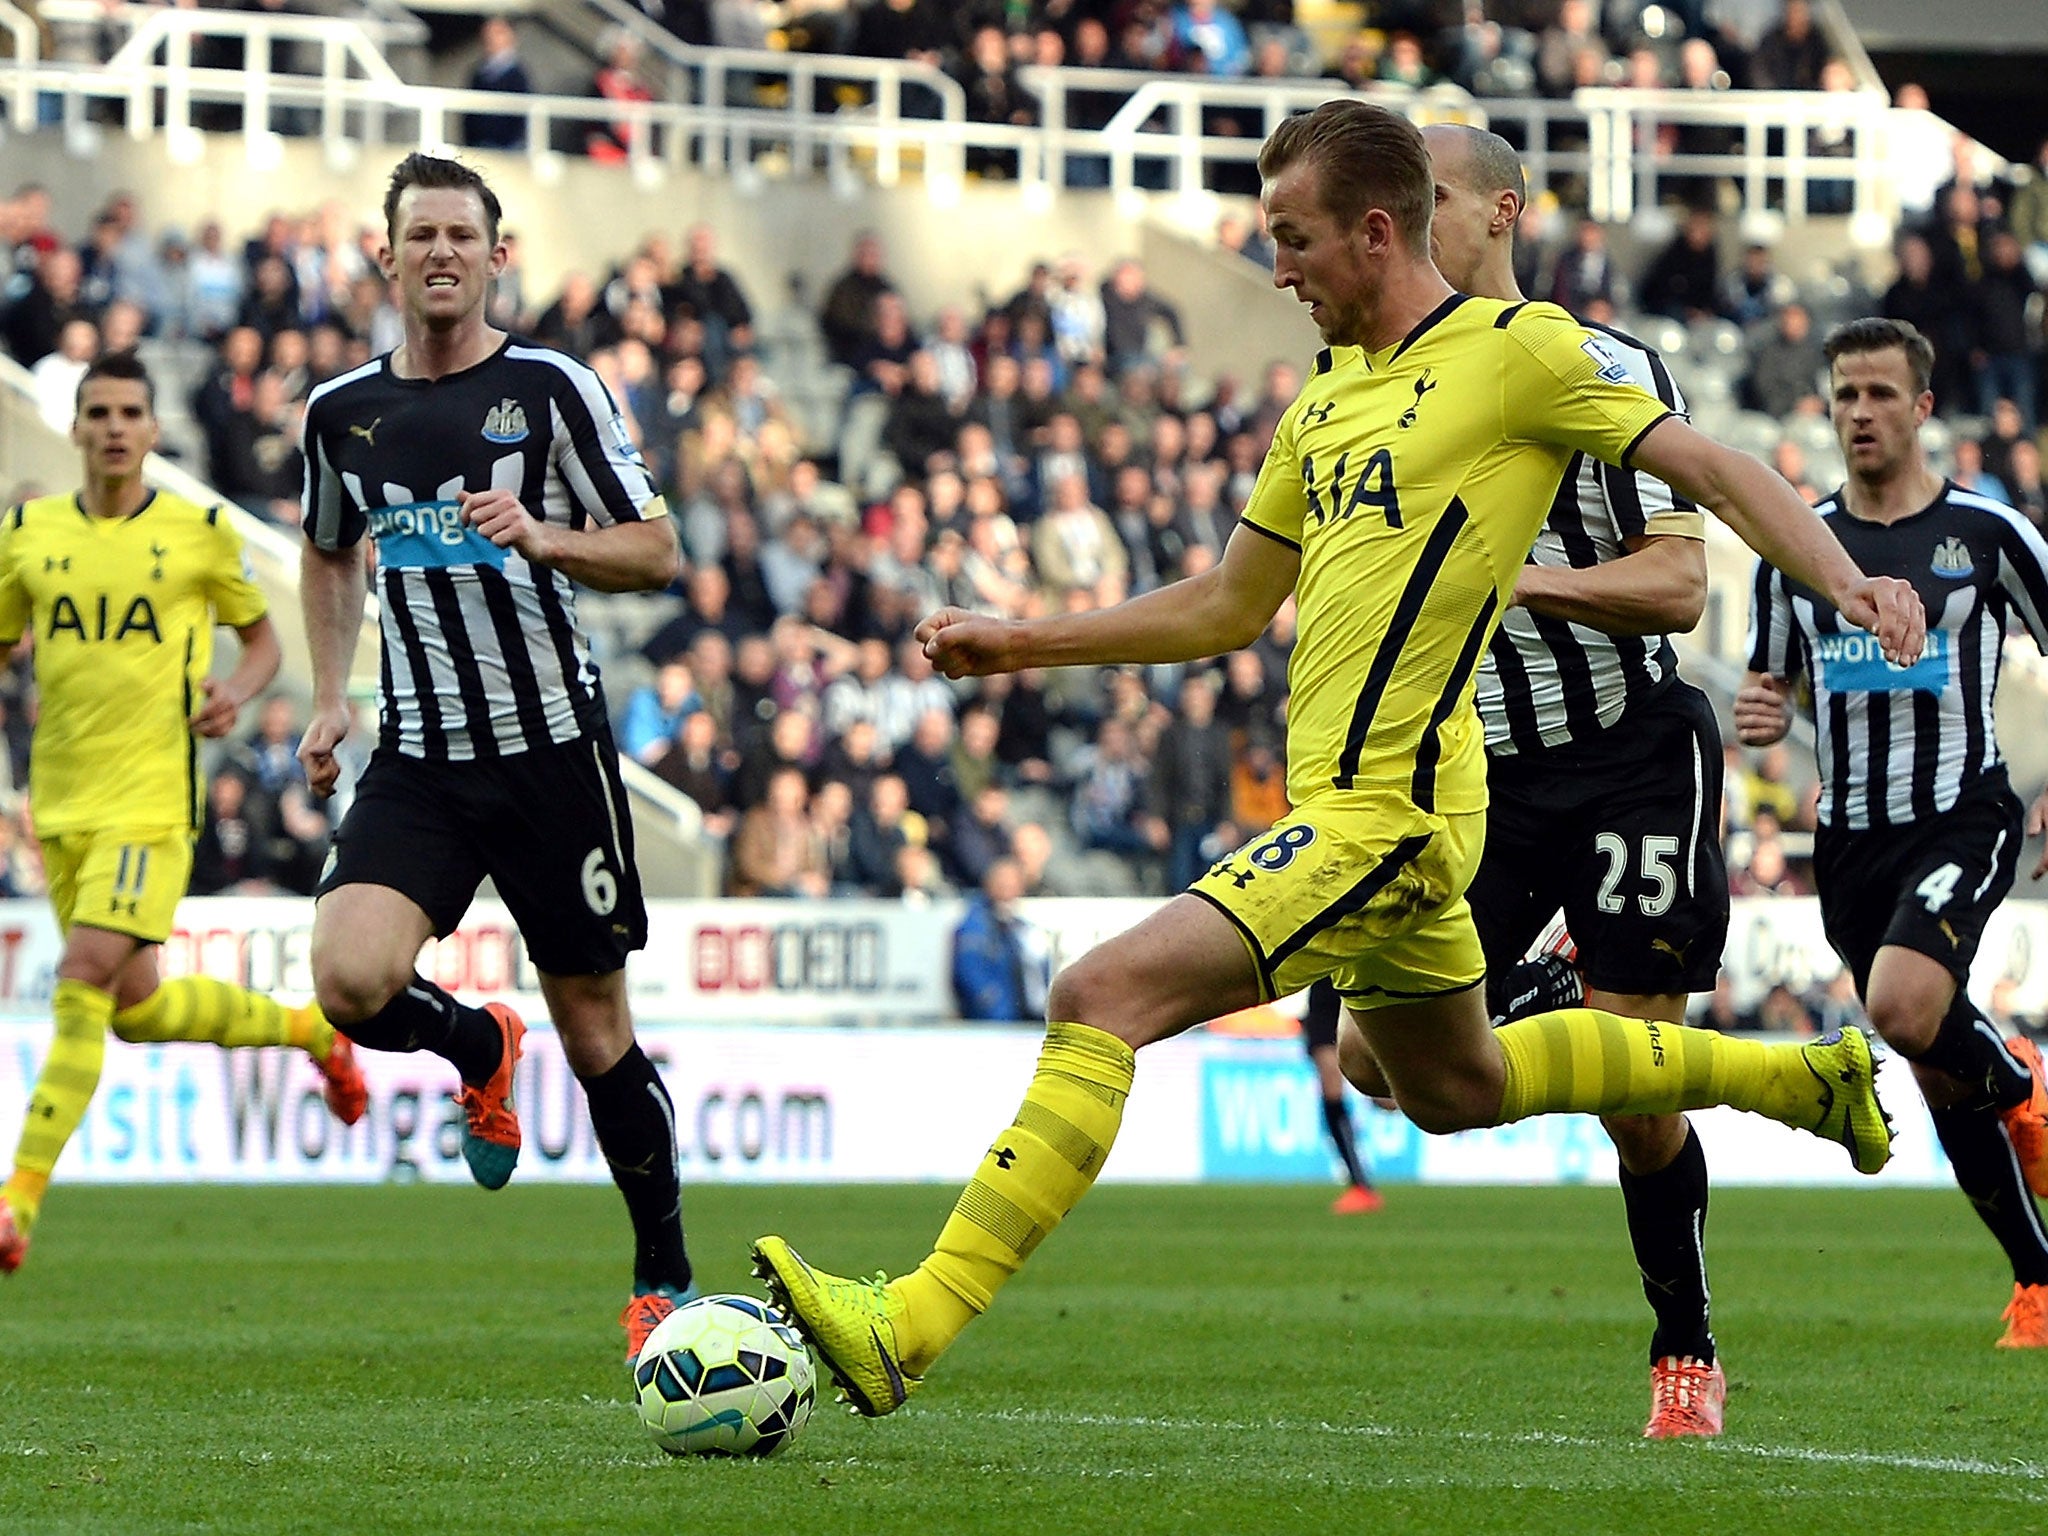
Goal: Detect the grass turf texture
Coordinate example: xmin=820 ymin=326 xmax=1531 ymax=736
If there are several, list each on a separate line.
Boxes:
xmin=0 ymin=1184 xmax=2042 ymax=1536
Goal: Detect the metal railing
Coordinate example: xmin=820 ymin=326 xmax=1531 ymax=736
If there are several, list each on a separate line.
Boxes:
xmin=0 ymin=5 xmax=1948 ymax=225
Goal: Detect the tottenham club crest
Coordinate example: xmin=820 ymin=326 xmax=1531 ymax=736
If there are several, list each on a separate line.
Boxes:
xmin=481 ymin=397 xmax=530 ymax=444
xmin=1930 ymin=535 xmax=1974 ymax=580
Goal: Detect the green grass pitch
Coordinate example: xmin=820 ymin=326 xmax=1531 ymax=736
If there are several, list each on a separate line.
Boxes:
xmin=1 ymin=1182 xmax=2044 ymax=1535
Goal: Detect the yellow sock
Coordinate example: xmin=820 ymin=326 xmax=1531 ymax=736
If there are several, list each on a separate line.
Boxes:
xmin=6 ymin=978 xmax=114 ymax=1223
xmin=1494 ymin=1007 xmax=1782 ymax=1123
xmin=114 ymin=977 xmax=335 ymax=1059
xmin=892 ymin=1021 xmax=1136 ymax=1374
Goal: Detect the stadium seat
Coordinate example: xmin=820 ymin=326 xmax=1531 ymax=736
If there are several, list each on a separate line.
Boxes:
xmin=1726 ymin=411 xmax=1784 ymax=458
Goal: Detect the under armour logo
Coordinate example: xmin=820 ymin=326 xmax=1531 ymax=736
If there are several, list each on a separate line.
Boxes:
xmin=1301 ymin=400 xmax=1336 ymax=427
xmin=349 ymin=417 xmax=382 ymax=446
xmin=1398 ymin=369 xmax=1437 ymax=429
xmin=992 ymin=1146 xmax=1017 ymax=1170
xmin=43 ymin=556 xmax=68 ymax=573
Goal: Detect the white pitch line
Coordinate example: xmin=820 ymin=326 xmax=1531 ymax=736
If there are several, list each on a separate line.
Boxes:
xmin=934 ymin=1407 xmax=2048 ymax=1487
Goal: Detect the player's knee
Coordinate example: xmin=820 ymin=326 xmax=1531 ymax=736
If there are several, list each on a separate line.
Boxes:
xmin=1335 ymin=1026 xmax=1387 ymax=1097
xmin=1044 ymin=966 xmax=1106 ymax=1033
xmin=1863 ymin=991 xmax=1939 ymax=1055
xmin=311 ymin=959 xmax=405 ymax=1027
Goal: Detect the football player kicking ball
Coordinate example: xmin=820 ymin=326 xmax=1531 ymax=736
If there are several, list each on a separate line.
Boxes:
xmin=1743 ymin=317 xmax=2048 ymax=1348
xmin=0 ymin=352 xmax=366 ymax=1272
xmin=752 ymin=102 xmax=1922 ymax=1421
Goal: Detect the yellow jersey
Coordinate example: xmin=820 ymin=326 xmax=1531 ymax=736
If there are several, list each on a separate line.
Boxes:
xmin=0 ymin=491 xmax=268 ymax=835
xmin=1240 ymin=296 xmax=1673 ymax=813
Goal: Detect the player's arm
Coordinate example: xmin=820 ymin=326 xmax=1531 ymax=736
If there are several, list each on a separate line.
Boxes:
xmin=919 ymin=521 xmax=1299 ymax=677
xmin=1734 ymin=555 xmax=1797 ymax=749
xmin=298 ymin=540 xmax=366 ymax=798
xmin=1630 ymin=418 xmax=1923 ymax=663
xmin=1511 ymin=533 xmax=1706 ymax=635
xmin=462 ymin=490 xmax=681 ymax=593
xmin=190 ymin=615 xmax=281 ymax=739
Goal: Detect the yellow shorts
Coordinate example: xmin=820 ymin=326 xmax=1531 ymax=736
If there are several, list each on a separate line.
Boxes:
xmin=1188 ymin=793 xmax=1487 ymax=1011
xmin=41 ymin=827 xmax=194 ymax=944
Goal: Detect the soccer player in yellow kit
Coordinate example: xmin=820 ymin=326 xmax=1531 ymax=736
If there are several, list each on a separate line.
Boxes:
xmin=0 ymin=351 xmax=365 ymax=1273
xmin=753 ymin=102 xmax=1925 ymax=1419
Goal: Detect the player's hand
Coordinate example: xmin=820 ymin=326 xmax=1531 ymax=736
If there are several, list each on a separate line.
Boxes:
xmin=1733 ymin=676 xmax=1793 ymax=747
xmin=461 ymin=489 xmax=554 ymax=563
xmin=915 ymin=607 xmax=1018 ymax=679
xmin=2029 ymin=790 xmax=2048 ymax=881
xmin=298 ymin=702 xmax=352 ymax=800
xmin=1835 ymin=574 xmax=1925 ymax=667
xmin=188 ymin=678 xmax=245 ymax=739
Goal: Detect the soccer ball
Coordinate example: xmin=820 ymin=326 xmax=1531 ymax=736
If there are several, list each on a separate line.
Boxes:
xmin=633 ymin=1294 xmax=817 ymax=1457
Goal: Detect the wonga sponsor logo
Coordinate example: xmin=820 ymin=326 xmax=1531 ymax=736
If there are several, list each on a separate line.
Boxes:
xmin=1814 ymin=627 xmax=1949 ymax=694
xmin=1200 ymin=1050 xmax=1421 ymax=1182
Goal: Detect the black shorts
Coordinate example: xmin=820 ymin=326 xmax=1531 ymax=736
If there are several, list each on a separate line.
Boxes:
xmin=1812 ymin=771 xmax=2022 ymax=991
xmin=319 ymin=736 xmax=648 ymax=976
xmin=1466 ymin=681 xmax=1729 ymax=997
xmin=1301 ymin=976 xmax=1340 ymax=1053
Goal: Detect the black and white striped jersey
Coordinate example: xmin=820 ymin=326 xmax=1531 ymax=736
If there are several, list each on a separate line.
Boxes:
xmin=301 ymin=337 xmax=658 ymax=760
xmin=1748 ymin=482 xmax=2048 ymax=830
xmin=1474 ymin=322 xmax=1703 ymax=755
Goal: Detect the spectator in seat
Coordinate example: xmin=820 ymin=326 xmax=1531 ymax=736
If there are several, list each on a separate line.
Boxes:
xmin=950 ymin=705 xmax=1004 ymax=806
xmin=465 ymin=17 xmax=534 ymax=151
xmin=810 ymin=778 xmax=860 ymax=895
xmin=885 ymin=350 xmax=965 ymax=477
xmin=2012 ymin=137 xmax=2048 ymax=284
xmin=2006 ymin=441 xmax=2046 ymax=528
xmin=654 ymin=708 xmax=736 ymax=838
xmin=1230 ymin=729 xmax=1289 ymax=839
xmin=1032 ymin=471 xmax=1128 ymax=611
xmin=234 ymin=695 xmax=307 ymax=799
xmin=1639 ymin=207 xmax=1725 ymax=324
xmin=1951 ymin=438 xmax=2010 ymax=506
xmin=731 ymin=707 xmax=816 ymax=813
xmin=2 ymin=246 xmax=89 ymax=367
xmin=1750 ymin=0 xmax=1830 ymax=92
xmin=30 ymin=319 xmax=95 ymax=431
xmin=667 ymin=223 xmax=755 ymax=379
xmin=896 ymin=842 xmax=952 ymax=905
xmin=954 ymin=794 xmax=1024 ymax=901
xmin=1099 ymin=259 xmax=1185 ymax=381
xmin=584 ymin=28 xmax=656 ymax=163
xmin=950 ymin=858 xmax=1050 ymax=1023
xmin=1011 ymin=820 xmax=1079 ymax=898
xmin=819 ymin=231 xmax=896 ymax=371
xmin=728 ymin=765 xmax=828 ymax=897
xmin=1071 ymin=716 xmax=1153 ymax=858
xmin=619 ymin=659 xmax=701 ymax=766
xmin=263 ymin=783 xmax=333 ymax=897
xmin=1741 ymin=302 xmax=1826 ymax=419
xmin=1548 ymin=216 xmax=1616 ymax=319
xmin=1974 ymin=234 xmax=2039 ymax=431
xmin=1143 ymin=671 xmax=1236 ymax=892
xmin=531 ymin=271 xmax=620 ymax=356
xmin=1722 ymin=242 xmax=1784 ymax=329
xmin=817 ymin=717 xmax=888 ymax=810
xmin=848 ymin=773 xmax=921 ymax=895
xmin=958 ymin=23 xmax=1037 ymax=179
xmin=895 ymin=706 xmax=961 ymax=836
xmin=191 ymin=771 xmax=271 ymax=895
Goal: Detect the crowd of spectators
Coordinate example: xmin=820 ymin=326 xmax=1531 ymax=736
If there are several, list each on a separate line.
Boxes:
xmin=5 ymin=1 xmax=2048 ymax=1030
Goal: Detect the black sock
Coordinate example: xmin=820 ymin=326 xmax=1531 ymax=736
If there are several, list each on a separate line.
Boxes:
xmin=1910 ymin=995 xmax=2031 ymax=1110
xmin=1617 ymin=1121 xmax=1714 ymax=1365
xmin=337 ymin=974 xmax=502 ymax=1086
xmin=1929 ymin=1104 xmax=2048 ymax=1287
xmin=1321 ymin=1094 xmax=1373 ymax=1189
xmin=581 ymin=1044 xmax=690 ymax=1293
